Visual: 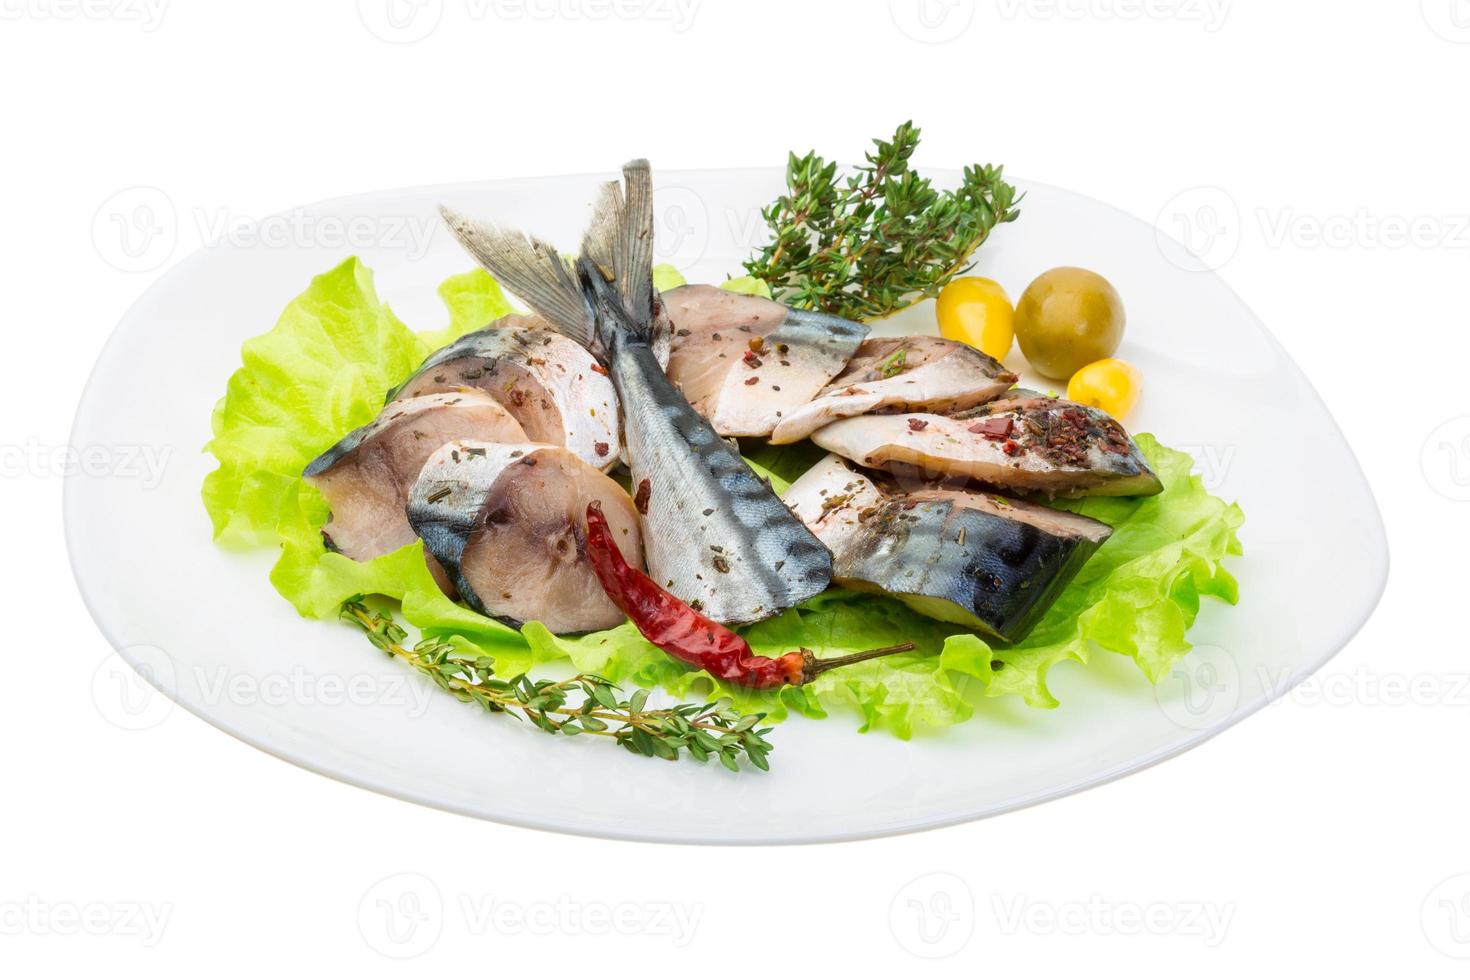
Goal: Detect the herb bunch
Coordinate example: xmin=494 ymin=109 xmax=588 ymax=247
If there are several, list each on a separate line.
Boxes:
xmin=341 ymin=598 xmax=775 ymax=771
xmin=744 ymin=121 xmax=1020 ymax=322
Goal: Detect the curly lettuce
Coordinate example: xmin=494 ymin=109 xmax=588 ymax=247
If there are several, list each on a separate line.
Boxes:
xmin=203 ymin=258 xmax=1244 ymax=738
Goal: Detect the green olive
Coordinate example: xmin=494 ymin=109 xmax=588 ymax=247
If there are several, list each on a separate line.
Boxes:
xmin=1013 ymin=267 xmax=1125 ymax=379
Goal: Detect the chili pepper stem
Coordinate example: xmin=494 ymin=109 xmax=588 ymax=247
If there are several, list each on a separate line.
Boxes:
xmin=796 ymin=643 xmax=917 ymax=683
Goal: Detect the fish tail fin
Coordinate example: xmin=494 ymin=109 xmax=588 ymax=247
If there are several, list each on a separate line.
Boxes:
xmin=441 ymin=159 xmax=655 ymax=355
xmin=577 ymin=159 xmax=656 ymax=344
xmin=580 ymin=179 xmax=623 ymax=281
xmin=615 ymin=159 xmax=656 ymax=328
xmin=438 ymin=206 xmax=595 ymax=350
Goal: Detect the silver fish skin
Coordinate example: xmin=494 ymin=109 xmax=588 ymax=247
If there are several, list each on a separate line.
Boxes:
xmin=784 ymin=454 xmax=1113 ymax=644
xmin=390 ymin=319 xmax=621 ymax=472
xmin=661 ymin=284 xmax=869 ymax=437
xmin=439 ymin=161 xmax=832 ymax=624
xmin=812 ymin=395 xmax=1164 ymax=498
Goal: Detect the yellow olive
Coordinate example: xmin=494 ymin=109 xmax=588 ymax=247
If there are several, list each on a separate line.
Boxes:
xmin=1013 ymin=267 xmax=1125 ymax=379
xmin=936 ymin=277 xmax=1014 ymax=361
xmin=1067 ymin=358 xmax=1141 ymax=420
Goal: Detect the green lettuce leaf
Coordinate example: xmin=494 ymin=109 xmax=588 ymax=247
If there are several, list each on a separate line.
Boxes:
xmin=419 ymin=268 xmax=515 ymax=350
xmin=202 ymin=259 xmax=426 ymax=549
xmin=651 ymin=264 xmax=687 ymax=291
xmin=651 ymin=264 xmax=771 ymax=299
xmin=203 ymin=259 xmax=1244 ymax=739
xmin=719 ymin=275 xmax=773 ymax=298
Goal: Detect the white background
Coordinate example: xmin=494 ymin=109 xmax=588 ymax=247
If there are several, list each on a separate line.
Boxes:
xmin=3 ymin=0 xmax=1465 ymax=974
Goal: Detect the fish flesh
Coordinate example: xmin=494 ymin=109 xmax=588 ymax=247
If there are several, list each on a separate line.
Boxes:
xmin=407 ymin=441 xmax=644 ymax=633
xmin=768 ymin=336 xmax=1017 ymax=444
xmin=810 ymin=394 xmax=1164 ymax=497
xmin=390 ymin=320 xmax=620 ymax=471
xmin=440 ymin=161 xmax=833 ymax=624
xmin=783 ymin=454 xmax=1112 ymax=643
xmin=302 ymin=390 xmax=528 ymax=560
xmin=662 ymin=284 xmax=869 ymax=437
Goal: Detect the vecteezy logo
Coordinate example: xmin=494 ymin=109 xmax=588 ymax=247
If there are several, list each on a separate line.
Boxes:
xmin=1155 ymin=186 xmax=1241 ymax=272
xmin=1422 ymin=0 xmax=1470 ymax=43
xmin=1422 ymin=417 xmax=1470 ymax=501
xmin=651 ymin=186 xmax=710 ymax=272
xmin=1422 ymin=873 xmax=1470 ymax=958
xmin=357 ymin=873 xmax=443 ymax=958
xmin=1154 ymin=644 xmax=1240 ymax=731
xmin=90 ymin=644 xmax=177 ymax=731
xmin=888 ymin=0 xmax=975 ymax=43
xmin=357 ymin=0 xmax=443 ymax=43
xmin=888 ymin=872 xmax=975 ymax=958
xmin=92 ymin=186 xmax=177 ymax=273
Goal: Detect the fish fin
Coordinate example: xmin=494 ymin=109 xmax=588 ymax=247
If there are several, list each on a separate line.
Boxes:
xmin=439 ymin=205 xmax=593 ymax=349
xmin=442 ymin=159 xmax=654 ymax=352
xmin=615 ymin=159 xmax=655 ymax=326
xmin=580 ymin=179 xmax=622 ymax=283
xmin=575 ymin=160 xmax=655 ymax=343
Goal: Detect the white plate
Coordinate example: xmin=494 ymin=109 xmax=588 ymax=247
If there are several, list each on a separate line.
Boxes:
xmin=66 ymin=168 xmax=1388 ymax=844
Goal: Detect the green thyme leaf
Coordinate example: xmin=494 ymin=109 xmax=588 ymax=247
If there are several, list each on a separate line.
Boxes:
xmin=743 ymin=121 xmax=1020 ymax=322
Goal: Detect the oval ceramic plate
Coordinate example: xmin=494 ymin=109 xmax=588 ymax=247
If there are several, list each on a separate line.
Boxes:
xmin=66 ymin=168 xmax=1387 ymax=844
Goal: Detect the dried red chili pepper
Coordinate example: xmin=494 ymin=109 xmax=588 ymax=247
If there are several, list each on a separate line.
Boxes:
xmin=584 ymin=503 xmax=913 ymax=689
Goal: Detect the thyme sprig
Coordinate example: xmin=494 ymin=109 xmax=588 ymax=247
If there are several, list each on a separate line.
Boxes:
xmin=743 ymin=121 xmax=1020 ymax=322
xmin=340 ymin=597 xmax=775 ymax=771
